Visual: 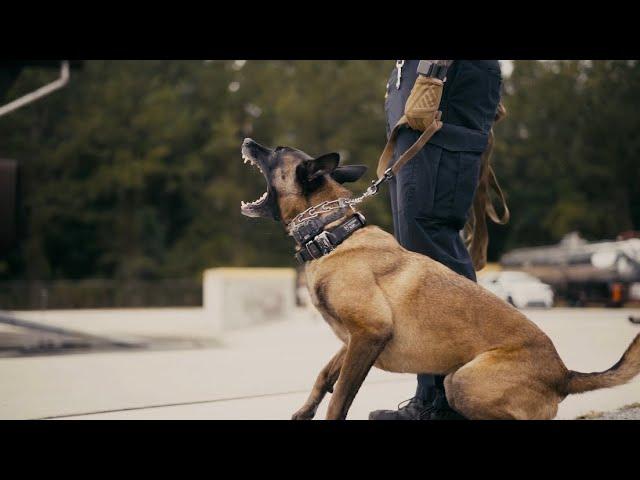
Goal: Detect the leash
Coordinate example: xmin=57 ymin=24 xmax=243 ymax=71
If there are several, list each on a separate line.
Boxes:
xmin=463 ymin=102 xmax=510 ymax=270
xmin=375 ymin=111 xmax=443 ymax=179
xmin=289 ymin=112 xmax=444 ymax=233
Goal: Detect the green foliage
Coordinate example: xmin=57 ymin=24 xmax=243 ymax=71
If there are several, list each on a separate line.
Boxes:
xmin=1 ymin=60 xmax=639 ymax=282
xmin=0 ymin=60 xmax=391 ymax=281
xmin=490 ymin=60 xmax=640 ymax=259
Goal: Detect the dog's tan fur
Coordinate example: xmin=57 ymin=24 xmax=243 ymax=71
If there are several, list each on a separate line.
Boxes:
xmin=241 ymin=140 xmax=640 ymax=420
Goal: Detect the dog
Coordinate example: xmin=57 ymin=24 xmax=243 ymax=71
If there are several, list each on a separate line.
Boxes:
xmin=239 ymin=138 xmax=640 ymax=420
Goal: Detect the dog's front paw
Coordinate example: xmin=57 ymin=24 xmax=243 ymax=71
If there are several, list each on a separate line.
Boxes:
xmin=291 ymin=406 xmax=316 ymax=420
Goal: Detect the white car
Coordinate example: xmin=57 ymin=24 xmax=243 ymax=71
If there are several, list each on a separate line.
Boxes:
xmin=478 ymin=271 xmax=554 ymax=309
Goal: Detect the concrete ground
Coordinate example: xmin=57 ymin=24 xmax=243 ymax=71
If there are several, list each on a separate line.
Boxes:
xmin=1 ymin=308 xmax=639 ymax=420
xmin=579 ymin=403 xmax=640 ymax=419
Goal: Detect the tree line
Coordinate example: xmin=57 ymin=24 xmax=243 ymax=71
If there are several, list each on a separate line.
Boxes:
xmin=1 ymin=60 xmax=638 ymax=283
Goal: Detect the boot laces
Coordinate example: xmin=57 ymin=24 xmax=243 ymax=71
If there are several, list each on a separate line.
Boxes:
xmin=396 ymin=397 xmax=421 ymax=410
xmin=396 ymin=396 xmax=436 ymax=419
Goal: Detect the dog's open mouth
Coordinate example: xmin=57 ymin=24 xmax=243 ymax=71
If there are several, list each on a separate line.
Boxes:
xmin=240 ymin=144 xmax=273 ymax=218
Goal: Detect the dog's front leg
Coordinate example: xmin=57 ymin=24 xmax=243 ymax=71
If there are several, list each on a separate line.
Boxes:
xmin=291 ymin=345 xmax=346 ymax=420
xmin=325 ymin=330 xmax=391 ymax=420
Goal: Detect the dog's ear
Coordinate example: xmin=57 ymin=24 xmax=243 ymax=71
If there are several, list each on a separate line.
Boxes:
xmin=331 ymin=165 xmax=368 ymax=184
xmin=298 ymin=152 xmax=340 ymax=182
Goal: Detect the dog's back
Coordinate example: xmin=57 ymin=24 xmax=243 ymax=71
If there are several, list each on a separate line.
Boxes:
xmin=306 ymin=224 xmax=640 ymax=419
xmin=306 ymin=224 xmax=563 ymax=376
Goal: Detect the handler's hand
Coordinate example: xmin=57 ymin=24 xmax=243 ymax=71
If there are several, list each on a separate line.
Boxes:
xmin=404 ymin=76 xmax=444 ymax=131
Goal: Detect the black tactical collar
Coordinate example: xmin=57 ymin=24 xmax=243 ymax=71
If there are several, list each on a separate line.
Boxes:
xmin=293 ymin=212 xmax=366 ymax=264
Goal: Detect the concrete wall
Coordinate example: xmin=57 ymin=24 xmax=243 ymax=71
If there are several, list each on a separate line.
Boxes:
xmin=203 ymin=268 xmax=296 ymax=331
xmin=6 ymin=268 xmax=299 ymax=341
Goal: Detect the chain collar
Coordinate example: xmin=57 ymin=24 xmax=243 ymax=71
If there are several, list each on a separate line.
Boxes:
xmin=288 ymin=198 xmax=351 ymax=233
xmin=287 ymin=167 xmax=394 ymax=234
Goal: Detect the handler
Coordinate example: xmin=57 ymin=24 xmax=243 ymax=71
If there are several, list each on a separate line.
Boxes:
xmin=369 ymin=60 xmax=503 ymax=420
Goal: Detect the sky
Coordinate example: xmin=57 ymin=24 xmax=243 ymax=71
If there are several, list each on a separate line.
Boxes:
xmin=499 ymin=60 xmax=514 ymax=77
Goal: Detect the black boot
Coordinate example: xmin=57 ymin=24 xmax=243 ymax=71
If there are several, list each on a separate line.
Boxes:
xmin=368 ymin=387 xmax=467 ymax=420
xmin=368 ymin=397 xmax=435 ymax=420
xmin=422 ymin=387 xmax=467 ymax=420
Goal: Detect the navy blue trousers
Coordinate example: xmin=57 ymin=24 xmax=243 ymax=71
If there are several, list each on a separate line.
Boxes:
xmin=384 ymin=60 xmax=502 ymax=401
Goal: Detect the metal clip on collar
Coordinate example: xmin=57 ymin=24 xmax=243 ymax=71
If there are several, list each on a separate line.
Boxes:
xmin=365 ymin=168 xmax=394 ymax=196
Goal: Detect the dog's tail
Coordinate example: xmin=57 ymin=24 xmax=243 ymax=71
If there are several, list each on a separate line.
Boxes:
xmin=565 ymin=333 xmax=640 ymax=395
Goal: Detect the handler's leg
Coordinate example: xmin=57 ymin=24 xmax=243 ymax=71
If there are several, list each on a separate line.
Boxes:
xmin=370 ymin=132 xmax=481 ymax=420
xmin=410 ymin=133 xmax=483 ymax=415
xmin=371 ymin=60 xmax=501 ymax=420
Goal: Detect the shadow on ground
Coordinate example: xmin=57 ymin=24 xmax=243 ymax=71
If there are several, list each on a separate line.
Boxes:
xmin=0 ymin=313 xmax=221 ymax=358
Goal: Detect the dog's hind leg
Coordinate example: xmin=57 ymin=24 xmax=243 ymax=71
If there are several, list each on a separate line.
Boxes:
xmin=444 ymin=351 xmax=560 ymax=420
xmin=292 ymin=345 xmax=346 ymax=420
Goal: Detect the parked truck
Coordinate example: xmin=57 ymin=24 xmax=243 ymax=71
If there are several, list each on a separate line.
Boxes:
xmin=500 ymin=232 xmax=640 ymax=307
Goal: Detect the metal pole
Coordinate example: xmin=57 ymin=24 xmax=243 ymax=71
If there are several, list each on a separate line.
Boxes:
xmin=0 ymin=61 xmax=70 ymax=117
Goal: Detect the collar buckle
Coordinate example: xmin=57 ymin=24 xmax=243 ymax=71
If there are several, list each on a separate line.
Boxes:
xmin=304 ymin=239 xmax=322 ymax=260
xmin=303 ymin=231 xmax=335 ymax=260
xmin=314 ymin=231 xmax=334 ymax=254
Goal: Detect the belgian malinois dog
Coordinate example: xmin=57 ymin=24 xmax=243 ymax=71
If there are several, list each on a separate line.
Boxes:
xmin=239 ymin=138 xmax=640 ymax=420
